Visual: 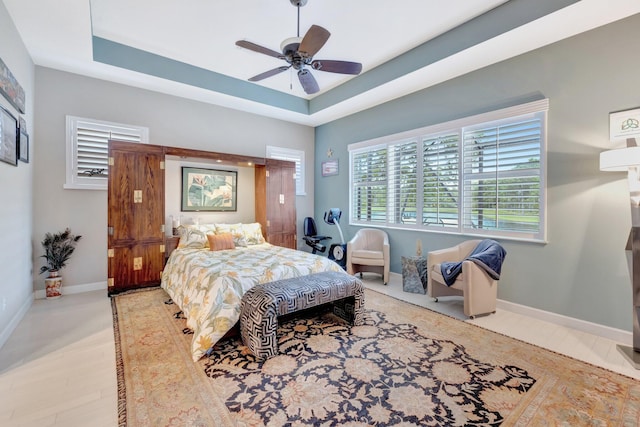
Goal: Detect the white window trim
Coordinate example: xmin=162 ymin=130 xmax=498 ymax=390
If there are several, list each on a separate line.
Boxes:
xmin=64 ymin=116 xmax=149 ymax=190
xmin=348 ymin=99 xmax=548 ymax=243
xmin=266 ymin=145 xmax=306 ymax=196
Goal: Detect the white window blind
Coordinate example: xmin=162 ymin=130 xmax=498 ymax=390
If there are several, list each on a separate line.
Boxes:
xmin=65 ymin=116 xmax=149 ymax=190
xmin=422 ymin=132 xmax=460 ymax=228
xmin=462 ymin=115 xmax=542 ymax=236
xmin=348 ymin=99 xmax=547 ymax=242
xmin=266 ymin=146 xmax=305 ymax=196
xmin=388 ymin=139 xmax=418 ymax=225
xmin=351 ymin=144 xmax=387 ymax=224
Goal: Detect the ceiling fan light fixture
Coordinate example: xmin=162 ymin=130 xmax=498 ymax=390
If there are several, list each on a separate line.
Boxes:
xmin=280 ymin=37 xmax=302 ymax=55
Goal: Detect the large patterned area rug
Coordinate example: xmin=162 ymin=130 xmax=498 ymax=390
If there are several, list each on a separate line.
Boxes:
xmin=112 ymin=287 xmax=640 ymax=426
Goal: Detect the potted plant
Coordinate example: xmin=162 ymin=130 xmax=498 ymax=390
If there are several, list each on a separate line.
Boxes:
xmin=40 ymin=228 xmax=82 ymax=299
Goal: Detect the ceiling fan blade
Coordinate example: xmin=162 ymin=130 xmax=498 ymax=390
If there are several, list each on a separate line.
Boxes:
xmin=235 ymin=40 xmax=283 ymax=59
xmin=311 ymin=60 xmax=362 ymax=75
xmin=298 ymin=25 xmax=330 ymax=57
xmin=298 ymin=69 xmax=319 ymax=94
xmin=248 ymin=66 xmax=291 ymax=82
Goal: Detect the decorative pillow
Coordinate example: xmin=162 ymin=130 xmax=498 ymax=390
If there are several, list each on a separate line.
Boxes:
xmin=242 ymin=222 xmax=266 ymax=245
xmin=176 ymin=225 xmax=209 ymax=249
xmin=207 ymin=233 xmax=236 ymax=251
xmin=197 ymin=224 xmax=217 ymax=235
xmin=215 ymin=223 xmax=248 ymax=247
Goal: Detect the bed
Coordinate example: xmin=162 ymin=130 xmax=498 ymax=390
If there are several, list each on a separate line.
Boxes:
xmin=161 ymin=223 xmax=345 ymax=361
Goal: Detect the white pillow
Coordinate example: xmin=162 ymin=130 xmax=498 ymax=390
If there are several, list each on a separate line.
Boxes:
xmin=176 ymin=224 xmax=217 ymax=249
xmin=197 ymin=224 xmax=218 ymax=235
xmin=242 ymin=222 xmax=266 ymax=245
xmin=215 ymin=223 xmax=247 ymax=247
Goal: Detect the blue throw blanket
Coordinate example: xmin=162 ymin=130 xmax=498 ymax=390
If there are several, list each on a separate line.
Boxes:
xmin=440 ymin=239 xmax=506 ymax=287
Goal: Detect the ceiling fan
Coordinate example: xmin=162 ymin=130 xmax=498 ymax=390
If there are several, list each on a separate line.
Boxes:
xmin=235 ymin=0 xmax=362 ymax=95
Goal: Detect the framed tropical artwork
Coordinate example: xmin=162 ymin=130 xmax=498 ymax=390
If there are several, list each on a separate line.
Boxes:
xmin=181 ymin=167 xmax=237 ymax=211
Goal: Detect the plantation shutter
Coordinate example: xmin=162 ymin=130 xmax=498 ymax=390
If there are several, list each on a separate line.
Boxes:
xmin=76 ymin=123 xmax=143 ymax=177
xmin=351 ymin=145 xmax=388 ymax=224
xmin=348 ymin=99 xmax=547 ymax=242
xmin=388 ymin=139 xmax=418 ymax=224
xmin=66 ymin=116 xmax=149 ymax=190
xmin=462 ymin=114 xmax=542 ymax=235
xmin=423 ymin=132 xmax=460 ymax=228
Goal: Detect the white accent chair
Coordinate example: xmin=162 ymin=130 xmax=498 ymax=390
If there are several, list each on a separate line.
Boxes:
xmin=347 ymin=229 xmax=390 ymax=284
xmin=427 ymin=240 xmax=499 ymax=318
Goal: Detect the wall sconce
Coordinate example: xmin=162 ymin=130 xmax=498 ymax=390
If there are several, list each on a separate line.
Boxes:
xmin=600 ymin=107 xmax=640 ymax=369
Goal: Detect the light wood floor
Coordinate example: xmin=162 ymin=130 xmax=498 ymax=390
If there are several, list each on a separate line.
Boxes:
xmin=1 ymin=274 xmax=639 ymax=426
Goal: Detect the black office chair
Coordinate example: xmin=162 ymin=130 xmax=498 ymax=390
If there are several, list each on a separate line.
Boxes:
xmin=302 ymin=217 xmax=332 ymax=254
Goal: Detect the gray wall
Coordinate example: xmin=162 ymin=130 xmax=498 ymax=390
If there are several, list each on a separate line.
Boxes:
xmin=0 ymin=2 xmax=34 ymax=342
xmin=33 ymin=67 xmax=315 ymax=292
xmin=314 ymin=13 xmax=640 ymax=332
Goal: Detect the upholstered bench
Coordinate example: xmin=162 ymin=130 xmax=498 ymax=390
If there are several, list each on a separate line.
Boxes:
xmin=240 ymin=271 xmax=365 ymax=360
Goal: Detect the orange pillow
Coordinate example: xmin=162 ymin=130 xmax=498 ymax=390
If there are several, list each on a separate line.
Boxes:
xmin=207 ymin=233 xmax=235 ymax=251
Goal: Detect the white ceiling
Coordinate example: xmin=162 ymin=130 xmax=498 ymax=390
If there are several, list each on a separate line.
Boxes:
xmin=3 ymin=0 xmax=640 ymax=126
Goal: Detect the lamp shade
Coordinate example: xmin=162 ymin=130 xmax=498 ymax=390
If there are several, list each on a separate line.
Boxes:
xmin=600 ymin=147 xmax=640 ymax=171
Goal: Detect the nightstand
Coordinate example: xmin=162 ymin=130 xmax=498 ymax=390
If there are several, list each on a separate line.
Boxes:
xmin=165 ymin=236 xmax=180 ymax=264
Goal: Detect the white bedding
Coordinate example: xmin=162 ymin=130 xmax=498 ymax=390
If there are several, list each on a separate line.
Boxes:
xmin=161 ymin=243 xmax=345 ymax=361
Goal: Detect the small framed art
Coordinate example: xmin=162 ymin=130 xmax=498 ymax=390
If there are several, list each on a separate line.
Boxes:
xmin=181 ymin=167 xmax=237 ymax=212
xmin=0 ymin=57 xmax=25 ymax=113
xmin=610 ymin=107 xmax=640 ymax=141
xmin=18 ymin=127 xmax=28 ymax=163
xmin=322 ymin=159 xmax=339 ymax=177
xmin=0 ymin=105 xmax=17 ymax=166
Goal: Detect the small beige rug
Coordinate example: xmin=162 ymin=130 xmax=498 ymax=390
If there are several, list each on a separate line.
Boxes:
xmin=112 ymin=287 xmax=640 ymax=426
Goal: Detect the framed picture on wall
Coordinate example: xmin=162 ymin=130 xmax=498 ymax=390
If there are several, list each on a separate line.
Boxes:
xmin=0 ymin=57 xmax=25 ymax=113
xmin=18 ymin=127 xmax=28 ymax=163
xmin=0 ymin=105 xmax=18 ymax=166
xmin=610 ymin=107 xmax=640 ymax=141
xmin=321 ymin=159 xmax=339 ymax=177
xmin=181 ymin=167 xmax=237 ymax=212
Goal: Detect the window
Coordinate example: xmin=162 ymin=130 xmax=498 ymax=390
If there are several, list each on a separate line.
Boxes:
xmin=462 ymin=117 xmax=542 ymax=235
xmin=266 ymin=146 xmax=306 ymax=195
xmin=422 ymin=132 xmax=460 ymax=228
xmin=349 ymin=99 xmax=547 ymax=242
xmin=352 ymin=144 xmax=387 ymax=223
xmin=65 ymin=116 xmax=149 ymax=190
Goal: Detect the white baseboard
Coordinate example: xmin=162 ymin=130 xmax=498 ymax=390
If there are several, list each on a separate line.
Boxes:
xmin=496 ymin=298 xmax=632 ymax=345
xmin=34 ymin=281 xmax=107 ymax=300
xmin=388 ymin=271 xmax=631 ymax=344
xmin=0 ymin=293 xmax=34 ymax=350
